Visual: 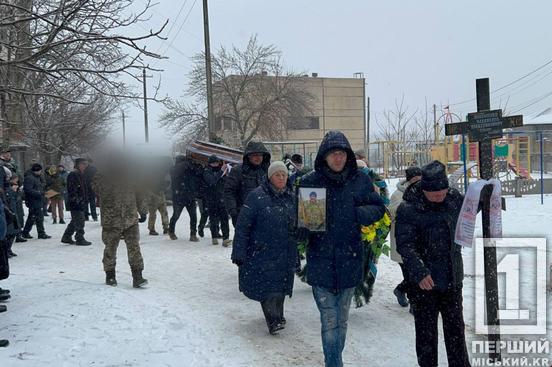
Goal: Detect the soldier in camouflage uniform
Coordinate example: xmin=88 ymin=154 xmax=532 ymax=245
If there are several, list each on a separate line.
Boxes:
xmin=146 ymin=174 xmax=170 ymax=236
xmin=148 ymin=190 xmax=169 ymax=235
xmin=93 ymin=160 xmax=148 ymax=288
xmin=302 ymin=191 xmax=325 ymax=231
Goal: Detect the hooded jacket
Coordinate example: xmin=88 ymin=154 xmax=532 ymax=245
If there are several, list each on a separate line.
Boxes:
xmin=223 ymin=141 xmax=271 ymax=218
xmin=300 ymin=131 xmax=386 ymax=290
xmin=395 ymin=181 xmax=465 ymax=291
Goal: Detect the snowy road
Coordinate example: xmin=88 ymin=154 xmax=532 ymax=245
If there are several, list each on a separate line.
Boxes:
xmin=1 ymin=193 xmax=551 ymax=366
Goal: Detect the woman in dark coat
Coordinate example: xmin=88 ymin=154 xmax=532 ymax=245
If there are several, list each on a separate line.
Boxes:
xmin=231 ymin=161 xmax=297 ymax=335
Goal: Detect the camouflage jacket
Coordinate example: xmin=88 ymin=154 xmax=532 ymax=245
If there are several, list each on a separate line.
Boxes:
xmin=93 ymin=173 xmax=148 ymax=229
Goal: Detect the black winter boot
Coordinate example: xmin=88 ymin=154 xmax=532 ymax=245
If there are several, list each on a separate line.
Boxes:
xmin=38 ymin=233 xmax=51 ymax=239
xmin=105 ymin=271 xmax=117 ymax=286
xmin=59 ymin=219 xmax=66 ymax=224
xmin=61 ymin=235 xmax=75 ymax=245
xmin=132 ymin=269 xmax=148 ymax=288
xmin=15 ymin=236 xmax=27 ymax=243
xmin=75 ymin=237 xmax=92 ymax=246
xmin=0 ymin=340 xmax=8 ymax=347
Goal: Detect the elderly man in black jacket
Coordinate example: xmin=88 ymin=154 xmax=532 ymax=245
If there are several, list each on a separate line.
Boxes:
xmin=224 ymin=141 xmax=271 ymax=227
xmin=21 ymin=164 xmax=51 ymax=239
xmin=396 ymin=160 xmax=470 ymax=367
xmin=62 ymin=158 xmax=91 ymax=246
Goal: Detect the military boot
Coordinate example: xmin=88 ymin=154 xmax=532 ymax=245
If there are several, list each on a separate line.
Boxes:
xmin=149 ymin=230 xmax=159 ymax=236
xmin=162 ymin=227 xmax=169 ymax=235
xmin=212 ymin=238 xmax=219 ymax=245
xmin=222 ymin=239 xmax=233 ymax=247
xmin=132 ymin=269 xmax=148 ymax=288
xmin=105 ymin=271 xmax=117 ymax=286
xmin=189 ymin=233 xmax=200 ymax=242
xmin=168 ymin=232 xmax=178 ymax=240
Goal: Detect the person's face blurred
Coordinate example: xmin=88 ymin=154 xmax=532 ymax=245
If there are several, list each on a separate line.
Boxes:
xmin=1 ymin=152 xmax=11 ymax=160
xmin=309 ymin=195 xmax=317 ymax=203
xmin=325 ymin=150 xmax=347 ymax=173
xmin=270 ymin=171 xmax=288 ymax=190
xmin=209 ymin=161 xmax=221 ymax=168
xmin=410 ymin=175 xmax=421 ymax=184
xmin=58 ymin=166 xmax=65 ymax=172
xmin=294 ymin=162 xmax=303 ymax=170
xmin=423 ymin=189 xmax=448 ymax=203
xmin=248 ymin=153 xmax=264 ymax=166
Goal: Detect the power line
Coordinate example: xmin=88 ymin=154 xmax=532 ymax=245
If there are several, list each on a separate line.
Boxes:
xmin=449 ymin=56 xmax=552 ymax=107
xmin=159 ymin=0 xmax=198 ymax=60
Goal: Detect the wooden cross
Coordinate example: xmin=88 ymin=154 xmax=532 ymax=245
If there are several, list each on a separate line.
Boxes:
xmin=445 ymin=78 xmax=524 ymax=363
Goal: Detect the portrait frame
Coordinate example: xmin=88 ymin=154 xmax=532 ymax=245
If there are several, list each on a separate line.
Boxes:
xmin=297 ymin=187 xmax=327 ymax=232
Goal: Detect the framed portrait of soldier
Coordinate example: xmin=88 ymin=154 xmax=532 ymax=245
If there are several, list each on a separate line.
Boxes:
xmin=297 ymin=187 xmax=327 ymax=232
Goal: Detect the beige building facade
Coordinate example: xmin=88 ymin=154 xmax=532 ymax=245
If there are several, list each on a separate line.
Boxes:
xmin=216 ymin=74 xmax=367 ymax=165
xmin=287 ymin=75 xmax=366 ymax=152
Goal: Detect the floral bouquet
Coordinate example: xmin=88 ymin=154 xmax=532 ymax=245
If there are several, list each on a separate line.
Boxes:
xmin=353 ymin=211 xmax=391 ymax=308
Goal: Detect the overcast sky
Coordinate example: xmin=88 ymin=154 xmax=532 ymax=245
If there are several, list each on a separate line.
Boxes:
xmin=116 ymin=0 xmax=552 ymax=153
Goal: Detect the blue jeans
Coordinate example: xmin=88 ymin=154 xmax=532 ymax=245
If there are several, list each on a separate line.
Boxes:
xmin=312 ymin=286 xmax=355 ymax=367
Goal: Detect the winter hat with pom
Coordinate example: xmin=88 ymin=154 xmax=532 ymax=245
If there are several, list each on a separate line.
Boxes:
xmin=421 ymin=161 xmax=449 ymax=192
xmin=267 ymin=161 xmax=288 ymax=178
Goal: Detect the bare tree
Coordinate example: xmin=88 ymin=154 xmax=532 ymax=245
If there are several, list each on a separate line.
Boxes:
xmin=23 ymin=89 xmax=116 ymax=165
xmin=0 ymin=0 xmax=167 ymax=100
xmin=160 ymin=35 xmax=313 ymax=148
xmin=375 ymin=95 xmax=418 ymax=171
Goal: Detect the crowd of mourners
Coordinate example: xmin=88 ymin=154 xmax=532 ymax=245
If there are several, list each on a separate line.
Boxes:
xmin=0 ymin=130 xmax=472 ymax=367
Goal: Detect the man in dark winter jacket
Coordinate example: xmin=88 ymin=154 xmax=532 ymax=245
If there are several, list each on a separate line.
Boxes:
xmin=202 ymin=155 xmax=230 ymax=246
xmin=22 ymin=164 xmax=51 ymax=239
xmin=83 ymin=160 xmax=98 ymax=221
xmin=396 ymin=160 xmax=470 ymax=367
xmin=168 ymin=156 xmax=203 ymax=242
xmin=299 ymin=131 xmax=386 ymax=367
xmin=62 ymin=158 xmax=91 ymax=246
xmin=224 ymin=141 xmax=271 ymax=226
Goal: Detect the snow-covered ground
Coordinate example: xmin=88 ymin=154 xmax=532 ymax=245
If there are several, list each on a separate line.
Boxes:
xmin=1 ymin=189 xmax=551 ymax=366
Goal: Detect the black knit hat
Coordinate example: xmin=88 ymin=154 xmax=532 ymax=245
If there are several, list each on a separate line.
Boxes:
xmin=208 ymin=154 xmax=221 ymax=164
xmin=405 ymin=166 xmax=422 ymax=182
xmin=421 ymin=161 xmax=449 ymax=192
xmin=31 ymin=163 xmax=42 ymax=172
xmin=291 ymin=154 xmax=303 ymax=165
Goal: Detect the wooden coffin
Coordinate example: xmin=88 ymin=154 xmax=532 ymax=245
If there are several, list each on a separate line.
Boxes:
xmin=185 ymin=140 xmax=243 ymax=165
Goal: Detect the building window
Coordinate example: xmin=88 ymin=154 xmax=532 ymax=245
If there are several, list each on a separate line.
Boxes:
xmin=290 ymin=117 xmax=319 ymax=130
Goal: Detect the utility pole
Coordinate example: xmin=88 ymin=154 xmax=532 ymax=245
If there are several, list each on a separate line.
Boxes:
xmin=366 ymin=96 xmax=370 ymax=164
xmin=202 ymin=0 xmax=216 ymax=142
xmin=142 ymin=68 xmax=149 ymax=143
xmin=122 ymin=110 xmax=126 ymax=149
xmin=433 ymin=104 xmax=438 ymax=143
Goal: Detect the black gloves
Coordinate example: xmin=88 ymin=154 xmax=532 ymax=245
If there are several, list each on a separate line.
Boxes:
xmin=296 ymin=227 xmax=310 ymax=242
xmin=139 ymin=213 xmax=147 ymax=223
xmin=232 ymin=259 xmax=243 ymax=267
